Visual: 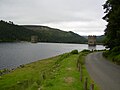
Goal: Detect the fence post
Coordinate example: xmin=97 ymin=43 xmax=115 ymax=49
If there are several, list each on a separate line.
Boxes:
xmin=90 ymin=83 xmax=94 ymax=90
xmin=84 ymin=77 xmax=88 ymax=90
xmin=42 ymin=72 xmax=46 ymax=80
xmin=80 ymin=64 xmax=82 ymax=81
xmin=78 ymin=63 xmax=80 ymax=71
xmin=77 ymin=58 xmax=79 ymax=68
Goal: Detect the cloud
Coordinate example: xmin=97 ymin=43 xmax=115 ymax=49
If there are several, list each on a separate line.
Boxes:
xmin=41 ymin=19 xmax=107 ymax=35
xmin=0 ymin=0 xmax=107 ymax=35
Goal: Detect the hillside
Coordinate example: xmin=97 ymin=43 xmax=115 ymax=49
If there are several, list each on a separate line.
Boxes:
xmin=0 ymin=20 xmax=37 ymax=42
xmin=23 ymin=25 xmax=87 ymax=43
xmin=96 ymin=35 xmax=105 ymax=44
xmin=0 ymin=20 xmax=87 ymax=43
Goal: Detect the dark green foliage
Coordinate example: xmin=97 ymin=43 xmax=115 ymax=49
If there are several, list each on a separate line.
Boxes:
xmin=103 ymin=0 xmax=120 ymax=64
xmin=110 ymin=46 xmax=120 ymax=54
xmin=0 ymin=20 xmax=37 ymax=42
xmin=70 ymin=50 xmax=79 ymax=54
xmin=81 ymin=49 xmax=91 ymax=53
xmin=96 ymin=35 xmax=106 ymax=44
xmin=23 ymin=25 xmax=87 ymax=43
xmin=103 ymin=46 xmax=120 ymax=64
xmin=103 ymin=0 xmax=120 ymax=49
xmin=0 ymin=20 xmax=87 ymax=43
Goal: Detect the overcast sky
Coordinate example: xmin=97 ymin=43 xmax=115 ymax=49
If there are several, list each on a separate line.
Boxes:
xmin=0 ymin=0 xmax=107 ymax=35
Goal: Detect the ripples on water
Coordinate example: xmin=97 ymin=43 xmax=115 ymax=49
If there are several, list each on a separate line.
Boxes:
xmin=0 ymin=42 xmax=105 ymax=69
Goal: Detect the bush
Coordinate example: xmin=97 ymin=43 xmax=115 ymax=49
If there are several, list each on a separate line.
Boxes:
xmin=82 ymin=49 xmax=90 ymax=52
xmin=103 ymin=46 xmax=120 ymax=65
xmin=20 ymin=65 xmax=25 ymax=68
xmin=114 ymin=54 xmax=120 ymax=65
xmin=111 ymin=46 xmax=120 ymax=52
xmin=70 ymin=50 xmax=78 ymax=54
xmin=103 ymin=51 xmax=109 ymax=57
xmin=81 ymin=49 xmax=91 ymax=55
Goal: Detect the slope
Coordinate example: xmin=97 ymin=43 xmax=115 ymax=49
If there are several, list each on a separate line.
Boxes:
xmin=0 ymin=20 xmax=37 ymax=42
xmin=0 ymin=20 xmax=87 ymax=43
xmin=23 ymin=25 xmax=87 ymax=43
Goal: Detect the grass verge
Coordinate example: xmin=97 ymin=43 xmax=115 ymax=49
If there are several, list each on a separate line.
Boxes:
xmin=0 ymin=50 xmax=99 ymax=90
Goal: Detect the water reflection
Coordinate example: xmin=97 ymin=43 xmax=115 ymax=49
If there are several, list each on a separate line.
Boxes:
xmin=88 ymin=45 xmax=96 ymax=51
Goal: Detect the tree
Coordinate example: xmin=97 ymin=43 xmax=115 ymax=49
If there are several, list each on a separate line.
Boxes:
xmin=103 ymin=0 xmax=120 ymax=50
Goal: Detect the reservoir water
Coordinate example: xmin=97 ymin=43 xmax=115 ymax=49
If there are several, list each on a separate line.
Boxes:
xmin=0 ymin=42 xmax=105 ymax=69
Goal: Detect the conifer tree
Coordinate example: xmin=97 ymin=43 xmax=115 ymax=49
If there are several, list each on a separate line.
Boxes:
xmin=103 ymin=0 xmax=120 ymax=50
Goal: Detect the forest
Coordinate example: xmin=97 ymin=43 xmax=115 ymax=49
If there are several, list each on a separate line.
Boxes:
xmin=0 ymin=20 xmax=87 ymax=43
xmin=103 ymin=0 xmax=120 ymax=64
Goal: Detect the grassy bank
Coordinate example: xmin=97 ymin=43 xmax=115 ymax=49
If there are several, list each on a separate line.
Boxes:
xmin=0 ymin=50 xmax=99 ymax=90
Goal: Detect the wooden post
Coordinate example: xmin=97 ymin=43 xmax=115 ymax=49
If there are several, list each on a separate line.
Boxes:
xmin=80 ymin=64 xmax=82 ymax=73
xmin=77 ymin=60 xmax=78 ymax=68
xmin=77 ymin=59 xmax=79 ymax=68
xmin=90 ymin=83 xmax=94 ymax=90
xmin=80 ymin=64 xmax=82 ymax=82
xmin=78 ymin=63 xmax=80 ymax=71
xmin=84 ymin=77 xmax=88 ymax=90
xmin=42 ymin=72 xmax=46 ymax=80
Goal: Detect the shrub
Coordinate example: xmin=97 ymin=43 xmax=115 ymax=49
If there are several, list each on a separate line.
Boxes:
xmin=82 ymin=49 xmax=90 ymax=52
xmin=70 ymin=50 xmax=78 ymax=54
xmin=20 ymin=65 xmax=25 ymax=68
xmin=103 ymin=46 xmax=120 ymax=65
xmin=111 ymin=46 xmax=120 ymax=52
xmin=114 ymin=54 xmax=120 ymax=65
xmin=103 ymin=51 xmax=109 ymax=57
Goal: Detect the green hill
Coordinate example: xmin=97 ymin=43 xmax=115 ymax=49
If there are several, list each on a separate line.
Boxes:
xmin=0 ymin=20 xmax=87 ymax=43
xmin=23 ymin=25 xmax=87 ymax=43
xmin=0 ymin=20 xmax=37 ymax=42
xmin=96 ymin=35 xmax=105 ymax=44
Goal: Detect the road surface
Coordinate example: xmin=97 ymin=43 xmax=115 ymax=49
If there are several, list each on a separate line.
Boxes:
xmin=85 ymin=52 xmax=120 ymax=90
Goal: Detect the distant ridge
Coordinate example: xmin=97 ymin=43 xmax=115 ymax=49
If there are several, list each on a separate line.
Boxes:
xmin=22 ymin=25 xmax=87 ymax=43
xmin=0 ymin=20 xmax=37 ymax=42
xmin=0 ymin=20 xmax=87 ymax=43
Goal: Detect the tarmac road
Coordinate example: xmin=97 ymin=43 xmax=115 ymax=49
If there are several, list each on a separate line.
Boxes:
xmin=85 ymin=52 xmax=120 ymax=90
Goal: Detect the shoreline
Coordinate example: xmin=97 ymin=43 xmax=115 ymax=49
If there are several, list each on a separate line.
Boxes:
xmin=0 ymin=43 xmax=105 ymax=70
xmin=0 ymin=50 xmax=99 ymax=90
